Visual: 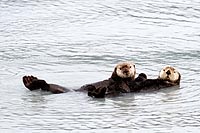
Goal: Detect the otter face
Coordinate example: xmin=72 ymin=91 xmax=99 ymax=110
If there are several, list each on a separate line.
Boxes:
xmin=115 ymin=62 xmax=136 ymax=79
xmin=159 ymin=66 xmax=181 ymax=83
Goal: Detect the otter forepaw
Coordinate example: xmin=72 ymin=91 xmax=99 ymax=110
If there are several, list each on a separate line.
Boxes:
xmin=22 ymin=75 xmax=40 ymax=91
xmin=88 ymin=86 xmax=106 ymax=98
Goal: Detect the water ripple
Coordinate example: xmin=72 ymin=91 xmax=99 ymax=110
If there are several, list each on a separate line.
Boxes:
xmin=1 ymin=0 xmax=200 ymax=132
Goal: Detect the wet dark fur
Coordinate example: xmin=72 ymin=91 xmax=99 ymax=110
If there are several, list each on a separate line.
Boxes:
xmin=79 ymin=67 xmax=133 ymax=98
xmin=22 ymin=67 xmax=181 ymax=97
xmin=22 ymin=65 xmax=133 ymax=97
xmin=22 ymin=76 xmax=70 ymax=94
xmin=129 ymin=73 xmax=181 ymax=92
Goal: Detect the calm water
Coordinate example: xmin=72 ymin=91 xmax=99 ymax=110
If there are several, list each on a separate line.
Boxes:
xmin=0 ymin=0 xmax=200 ymax=132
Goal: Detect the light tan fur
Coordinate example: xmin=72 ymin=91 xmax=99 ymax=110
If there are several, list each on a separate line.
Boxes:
xmin=159 ymin=66 xmax=181 ymax=83
xmin=114 ymin=61 xmax=136 ymax=79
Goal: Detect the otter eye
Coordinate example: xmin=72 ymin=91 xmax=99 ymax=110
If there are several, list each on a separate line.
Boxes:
xmin=120 ymin=68 xmax=122 ymax=70
xmin=163 ymin=69 xmax=165 ymax=71
xmin=130 ymin=66 xmax=132 ymax=68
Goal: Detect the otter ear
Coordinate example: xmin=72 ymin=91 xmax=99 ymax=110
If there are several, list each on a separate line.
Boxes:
xmin=111 ymin=67 xmax=118 ymax=79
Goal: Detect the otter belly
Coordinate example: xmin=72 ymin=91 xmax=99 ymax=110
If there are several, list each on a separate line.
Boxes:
xmin=129 ymin=79 xmax=178 ymax=92
xmin=76 ymin=79 xmax=110 ymax=92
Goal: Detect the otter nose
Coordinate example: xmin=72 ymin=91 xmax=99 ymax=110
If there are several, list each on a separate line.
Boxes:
xmin=166 ymin=70 xmax=171 ymax=75
xmin=123 ymin=70 xmax=129 ymax=74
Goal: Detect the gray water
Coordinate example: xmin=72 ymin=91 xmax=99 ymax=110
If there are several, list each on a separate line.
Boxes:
xmin=0 ymin=0 xmax=200 ymax=132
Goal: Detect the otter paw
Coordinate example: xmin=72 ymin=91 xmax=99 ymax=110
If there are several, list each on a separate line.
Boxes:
xmin=88 ymin=87 xmax=107 ymax=98
xmin=22 ymin=75 xmax=40 ymax=91
xmin=87 ymin=85 xmax=97 ymax=97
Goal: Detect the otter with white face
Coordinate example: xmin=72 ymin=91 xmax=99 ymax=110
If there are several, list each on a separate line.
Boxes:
xmin=87 ymin=61 xmax=137 ymax=98
xmin=22 ymin=61 xmax=137 ymax=97
xmin=112 ymin=61 xmax=136 ymax=80
xmin=158 ymin=66 xmax=181 ymax=84
xmin=129 ymin=66 xmax=181 ymax=92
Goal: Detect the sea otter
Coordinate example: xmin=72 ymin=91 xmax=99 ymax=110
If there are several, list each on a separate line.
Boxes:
xmin=22 ymin=61 xmax=136 ymax=97
xmin=129 ymin=66 xmax=181 ymax=92
xmin=83 ymin=61 xmax=136 ymax=98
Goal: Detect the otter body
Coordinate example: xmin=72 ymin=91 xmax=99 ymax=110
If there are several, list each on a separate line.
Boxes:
xmin=22 ymin=61 xmax=136 ymax=97
xmin=80 ymin=77 xmax=133 ymax=98
xmin=82 ymin=61 xmax=136 ymax=98
xmin=129 ymin=66 xmax=181 ymax=92
xmin=129 ymin=78 xmax=178 ymax=92
xmin=77 ymin=79 xmax=110 ymax=92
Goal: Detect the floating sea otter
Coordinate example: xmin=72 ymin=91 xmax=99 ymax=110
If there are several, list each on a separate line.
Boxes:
xmin=128 ymin=66 xmax=181 ymax=92
xmin=84 ymin=61 xmax=136 ymax=98
xmin=22 ymin=61 xmax=136 ymax=97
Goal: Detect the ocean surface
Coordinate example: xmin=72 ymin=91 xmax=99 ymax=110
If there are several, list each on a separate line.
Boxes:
xmin=0 ymin=0 xmax=200 ymax=132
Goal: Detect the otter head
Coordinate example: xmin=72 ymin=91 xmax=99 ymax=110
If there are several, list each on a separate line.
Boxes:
xmin=111 ymin=61 xmax=136 ymax=80
xmin=158 ymin=66 xmax=181 ymax=85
